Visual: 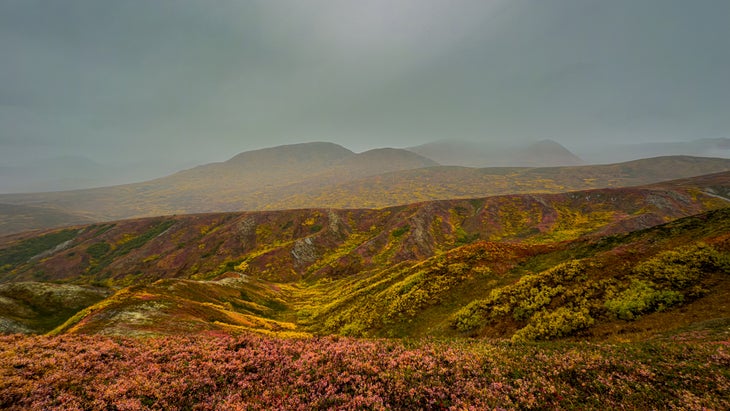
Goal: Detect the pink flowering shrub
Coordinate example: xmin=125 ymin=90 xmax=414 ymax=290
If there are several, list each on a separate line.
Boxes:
xmin=0 ymin=333 xmax=728 ymax=410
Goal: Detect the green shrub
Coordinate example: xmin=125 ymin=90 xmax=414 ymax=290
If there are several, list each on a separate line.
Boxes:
xmin=450 ymin=260 xmax=586 ymax=332
xmin=512 ymin=307 xmax=595 ymax=342
xmin=604 ymin=280 xmax=684 ymax=320
xmin=86 ymin=242 xmax=111 ymax=259
xmin=634 ymin=243 xmax=729 ymax=289
xmin=451 ymin=302 xmax=489 ymax=333
xmin=391 ymin=225 xmax=410 ymax=238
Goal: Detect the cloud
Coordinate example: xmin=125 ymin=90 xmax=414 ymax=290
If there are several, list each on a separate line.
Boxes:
xmin=0 ymin=0 xmax=729 ymax=167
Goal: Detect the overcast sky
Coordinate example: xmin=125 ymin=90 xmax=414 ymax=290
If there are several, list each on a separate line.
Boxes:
xmin=1 ymin=0 xmax=729 ymax=167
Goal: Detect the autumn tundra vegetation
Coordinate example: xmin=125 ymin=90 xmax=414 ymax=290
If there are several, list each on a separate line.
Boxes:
xmin=1 ymin=150 xmax=730 ymax=409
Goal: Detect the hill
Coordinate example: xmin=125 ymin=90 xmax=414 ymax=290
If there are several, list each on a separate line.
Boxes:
xmin=0 ymin=143 xmax=439 ymax=234
xmin=262 ymin=155 xmax=730 ymax=210
xmin=1 ymin=171 xmax=729 ymax=337
xmin=3 ymin=152 xmax=730 ymax=235
xmin=407 ymin=139 xmax=584 ymax=167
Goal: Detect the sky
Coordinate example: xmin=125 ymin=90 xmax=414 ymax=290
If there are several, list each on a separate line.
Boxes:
xmin=1 ymin=0 xmax=730 ymax=170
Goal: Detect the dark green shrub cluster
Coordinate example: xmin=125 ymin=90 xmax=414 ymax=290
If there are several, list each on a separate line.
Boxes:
xmin=0 ymin=229 xmax=78 ymax=271
xmin=86 ymin=242 xmax=111 ymax=260
xmin=391 ymin=225 xmax=410 ymax=238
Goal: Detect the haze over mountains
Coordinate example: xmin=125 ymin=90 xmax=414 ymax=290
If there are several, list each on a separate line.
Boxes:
xmin=4 ymin=141 xmax=730 ymax=235
xmin=6 ymin=137 xmax=730 ymax=196
xmin=408 ymin=139 xmax=584 ymax=167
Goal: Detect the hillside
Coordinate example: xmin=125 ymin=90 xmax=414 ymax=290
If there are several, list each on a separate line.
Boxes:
xmin=2 ymin=151 xmax=730 ymax=235
xmin=262 ymin=155 xmax=730 ymax=210
xmin=1 ymin=172 xmax=729 ymax=337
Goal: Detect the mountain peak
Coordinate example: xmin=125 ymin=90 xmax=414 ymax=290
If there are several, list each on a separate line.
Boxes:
xmin=226 ymin=142 xmax=353 ymax=164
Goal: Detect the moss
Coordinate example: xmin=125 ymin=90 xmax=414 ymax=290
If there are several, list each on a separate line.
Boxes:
xmin=391 ymin=225 xmax=410 ymax=238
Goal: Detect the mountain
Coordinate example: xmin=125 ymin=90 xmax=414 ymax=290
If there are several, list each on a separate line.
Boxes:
xmin=2 ymin=171 xmax=729 ymax=337
xmin=0 ymin=143 xmax=442 ymax=234
xmin=407 ymin=139 xmax=584 ymax=167
xmin=2 ymin=143 xmax=730 ymax=236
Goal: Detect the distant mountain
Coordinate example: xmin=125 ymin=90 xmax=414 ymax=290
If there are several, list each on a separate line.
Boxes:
xmin=1 ymin=149 xmax=730 ymax=235
xmin=578 ymin=137 xmax=730 ymax=164
xmin=407 ymin=139 xmax=584 ymax=167
xmin=1 ymin=171 xmax=729 ymax=337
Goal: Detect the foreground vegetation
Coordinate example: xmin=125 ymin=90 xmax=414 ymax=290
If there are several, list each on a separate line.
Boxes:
xmin=1 ymin=331 xmax=728 ymax=410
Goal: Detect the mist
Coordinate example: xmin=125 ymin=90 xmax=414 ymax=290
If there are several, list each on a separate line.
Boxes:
xmin=1 ymin=0 xmax=729 ymax=185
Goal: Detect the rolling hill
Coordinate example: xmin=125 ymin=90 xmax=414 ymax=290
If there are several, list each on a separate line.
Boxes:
xmin=1 ymin=171 xmax=729 ymax=338
xmin=260 ymin=155 xmax=730 ymax=210
xmin=0 ymin=143 xmax=439 ymax=234
xmin=2 ymin=144 xmax=730 ymax=235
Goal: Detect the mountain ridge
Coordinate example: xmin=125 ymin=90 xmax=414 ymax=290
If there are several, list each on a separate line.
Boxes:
xmin=2 ymin=142 xmax=730 ymax=235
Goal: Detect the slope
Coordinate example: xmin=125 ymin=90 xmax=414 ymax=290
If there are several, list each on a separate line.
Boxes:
xmin=264 ymin=155 xmax=730 ymax=209
xmin=1 ymin=171 xmax=729 ymax=337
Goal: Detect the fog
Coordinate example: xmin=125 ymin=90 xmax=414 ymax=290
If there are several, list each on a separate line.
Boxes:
xmin=1 ymin=0 xmax=729 ymax=185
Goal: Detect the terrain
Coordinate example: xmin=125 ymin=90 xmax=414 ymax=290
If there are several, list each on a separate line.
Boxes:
xmin=1 ymin=171 xmax=729 ymax=340
xmin=2 ymin=161 xmax=730 ymax=410
xmin=2 ymin=140 xmax=730 ymax=235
